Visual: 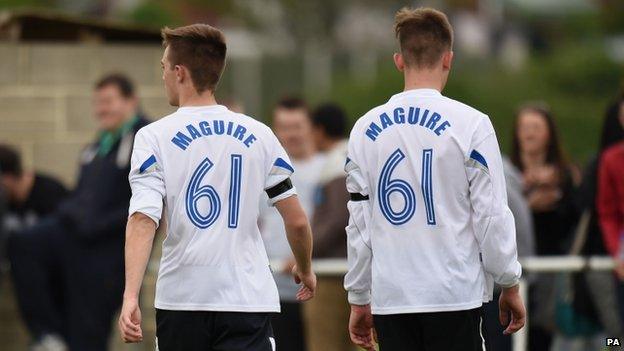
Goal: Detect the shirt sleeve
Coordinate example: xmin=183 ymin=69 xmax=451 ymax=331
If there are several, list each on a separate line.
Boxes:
xmin=264 ymin=132 xmax=297 ymax=206
xmin=343 ymin=138 xmax=373 ymax=305
xmin=128 ymin=129 xmax=165 ymax=227
xmin=466 ymin=117 xmax=522 ymax=288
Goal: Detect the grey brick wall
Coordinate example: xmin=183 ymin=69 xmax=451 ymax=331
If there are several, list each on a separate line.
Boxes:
xmin=0 ymin=43 xmax=174 ymax=187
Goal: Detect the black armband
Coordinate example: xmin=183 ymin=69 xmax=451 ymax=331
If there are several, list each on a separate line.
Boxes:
xmin=350 ymin=193 xmax=369 ymax=201
xmin=266 ymin=178 xmax=294 ymax=199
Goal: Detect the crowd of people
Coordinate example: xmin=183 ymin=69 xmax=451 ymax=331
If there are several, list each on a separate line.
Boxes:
xmin=0 ymin=69 xmax=623 ymax=351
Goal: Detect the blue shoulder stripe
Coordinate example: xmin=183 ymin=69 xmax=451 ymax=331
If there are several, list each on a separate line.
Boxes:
xmin=274 ymin=157 xmax=294 ymax=173
xmin=139 ymin=155 xmax=157 ymax=173
xmin=469 ymin=150 xmax=488 ymax=169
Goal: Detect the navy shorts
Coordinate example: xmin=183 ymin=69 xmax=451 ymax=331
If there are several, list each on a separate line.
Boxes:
xmin=156 ymin=309 xmax=275 ymax=351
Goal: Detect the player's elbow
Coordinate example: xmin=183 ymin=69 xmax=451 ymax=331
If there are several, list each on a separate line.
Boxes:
xmin=284 ymin=212 xmax=310 ymax=234
xmin=127 ymin=211 xmax=157 ymax=232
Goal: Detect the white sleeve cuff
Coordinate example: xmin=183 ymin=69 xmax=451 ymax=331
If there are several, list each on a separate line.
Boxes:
xmin=128 ymin=189 xmax=163 ymax=228
xmin=496 ymin=261 xmax=522 ymax=288
xmin=498 ymin=276 xmax=521 ymax=288
xmin=348 ymin=290 xmax=371 ymax=306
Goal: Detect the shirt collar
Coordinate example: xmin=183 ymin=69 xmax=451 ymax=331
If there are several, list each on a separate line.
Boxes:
xmin=389 ymin=88 xmax=441 ymax=102
xmin=177 ymin=104 xmax=228 ymax=113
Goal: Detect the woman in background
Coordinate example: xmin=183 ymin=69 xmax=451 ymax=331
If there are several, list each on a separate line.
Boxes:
xmin=596 ymin=96 xmax=624 ymax=325
xmin=511 ymin=103 xmax=580 ymax=351
xmin=575 ymin=95 xmax=624 ymax=343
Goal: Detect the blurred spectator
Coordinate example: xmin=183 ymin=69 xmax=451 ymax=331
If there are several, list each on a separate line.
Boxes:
xmin=512 ymin=103 xmax=580 ymax=255
xmin=310 ymin=103 xmax=350 ymax=258
xmin=305 ymin=103 xmax=351 ymax=351
xmin=510 ymin=102 xmax=580 ymax=351
xmin=0 ymin=144 xmax=68 ymax=297
xmin=597 ymin=97 xmax=624 ymax=322
xmin=503 ymin=157 xmax=537 ymax=259
xmin=483 ymin=156 xmax=536 ymax=351
xmin=598 ymin=98 xmax=624 ymax=259
xmin=259 ymin=97 xmax=325 ymax=351
xmin=0 ymin=145 xmax=68 ymax=235
xmin=8 ymin=73 xmax=149 ymax=351
xmin=564 ymin=95 xmax=624 ymax=348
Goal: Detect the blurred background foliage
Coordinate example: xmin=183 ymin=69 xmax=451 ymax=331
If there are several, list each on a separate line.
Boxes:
xmin=327 ymin=42 xmax=622 ymax=161
xmin=1 ymin=0 xmax=623 ymax=163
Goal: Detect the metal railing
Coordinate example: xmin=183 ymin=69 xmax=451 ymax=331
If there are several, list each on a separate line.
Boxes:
xmin=147 ymin=256 xmax=615 ymax=350
xmin=289 ymin=256 xmax=616 ymax=351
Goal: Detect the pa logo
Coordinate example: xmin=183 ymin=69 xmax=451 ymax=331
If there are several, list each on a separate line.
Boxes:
xmin=607 ymin=337 xmax=621 ymax=346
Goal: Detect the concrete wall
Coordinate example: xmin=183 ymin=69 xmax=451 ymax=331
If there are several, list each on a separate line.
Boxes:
xmin=0 ymin=42 xmax=175 ymax=187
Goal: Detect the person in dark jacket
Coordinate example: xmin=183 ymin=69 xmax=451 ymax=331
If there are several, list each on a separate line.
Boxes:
xmin=510 ymin=102 xmax=580 ymax=351
xmin=0 ymin=144 xmax=68 ymax=235
xmin=594 ymin=95 xmax=624 ymax=326
xmin=8 ymin=73 xmax=149 ymax=351
xmin=573 ymin=95 xmax=624 ymax=341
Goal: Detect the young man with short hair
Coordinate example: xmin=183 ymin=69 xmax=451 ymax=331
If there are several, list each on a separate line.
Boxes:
xmin=9 ymin=73 xmax=149 ymax=351
xmin=119 ymin=24 xmax=316 ymax=351
xmin=344 ymin=8 xmax=526 ymax=350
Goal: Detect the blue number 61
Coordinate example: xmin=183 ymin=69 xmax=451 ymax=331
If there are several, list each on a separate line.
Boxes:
xmin=378 ymin=148 xmax=436 ymax=225
xmin=185 ymin=155 xmax=242 ymax=229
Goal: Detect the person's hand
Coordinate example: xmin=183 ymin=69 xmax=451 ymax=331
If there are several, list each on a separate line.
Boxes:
xmin=524 ymin=166 xmax=557 ymax=186
xmin=499 ymin=284 xmax=526 ymax=335
xmin=292 ymin=265 xmax=316 ymax=301
xmin=348 ymin=304 xmax=376 ymax=351
xmin=527 ymin=188 xmax=561 ymax=212
xmin=118 ymin=297 xmax=143 ymax=343
xmin=614 ymin=258 xmax=624 ymax=280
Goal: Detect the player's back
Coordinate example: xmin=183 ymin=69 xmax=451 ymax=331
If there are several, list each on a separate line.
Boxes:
xmin=348 ymin=89 xmax=498 ymax=313
xmin=130 ymin=105 xmax=290 ymax=312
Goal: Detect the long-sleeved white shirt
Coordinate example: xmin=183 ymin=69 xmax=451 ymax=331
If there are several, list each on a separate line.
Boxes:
xmin=128 ymin=105 xmax=296 ymax=312
xmin=344 ymin=89 xmax=521 ymax=315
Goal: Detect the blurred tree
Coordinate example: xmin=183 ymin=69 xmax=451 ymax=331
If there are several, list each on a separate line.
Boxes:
xmin=597 ymin=0 xmax=624 ymax=34
xmin=0 ymin=0 xmax=56 ymax=9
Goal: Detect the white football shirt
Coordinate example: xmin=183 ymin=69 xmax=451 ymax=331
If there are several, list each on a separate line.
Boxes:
xmin=128 ymin=105 xmax=296 ymax=312
xmin=344 ymin=89 xmax=522 ymax=314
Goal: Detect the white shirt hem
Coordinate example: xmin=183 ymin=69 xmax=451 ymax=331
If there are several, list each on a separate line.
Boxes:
xmin=155 ymin=302 xmax=281 ymax=313
xmin=372 ymin=300 xmax=483 ymax=315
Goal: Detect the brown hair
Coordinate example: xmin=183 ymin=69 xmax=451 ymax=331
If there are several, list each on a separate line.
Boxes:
xmin=95 ymin=73 xmax=135 ymax=98
xmin=275 ymin=96 xmax=308 ymax=112
xmin=511 ymin=102 xmax=570 ymax=176
xmin=161 ymin=24 xmax=227 ymax=93
xmin=394 ymin=7 xmax=453 ymax=68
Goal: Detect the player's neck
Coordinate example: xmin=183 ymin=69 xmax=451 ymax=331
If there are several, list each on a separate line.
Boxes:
xmin=178 ymin=88 xmax=218 ymax=108
xmin=403 ymin=68 xmax=444 ymax=93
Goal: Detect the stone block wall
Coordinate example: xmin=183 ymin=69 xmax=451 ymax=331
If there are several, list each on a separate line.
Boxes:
xmin=0 ymin=42 xmax=174 ymax=187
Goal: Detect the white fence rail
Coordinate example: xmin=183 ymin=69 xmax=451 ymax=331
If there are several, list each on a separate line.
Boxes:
xmin=287 ymin=256 xmax=615 ymax=351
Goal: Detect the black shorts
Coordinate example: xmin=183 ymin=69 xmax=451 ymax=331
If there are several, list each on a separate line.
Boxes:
xmin=373 ymin=307 xmax=489 ymax=351
xmin=156 ymin=309 xmax=275 ymax=351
